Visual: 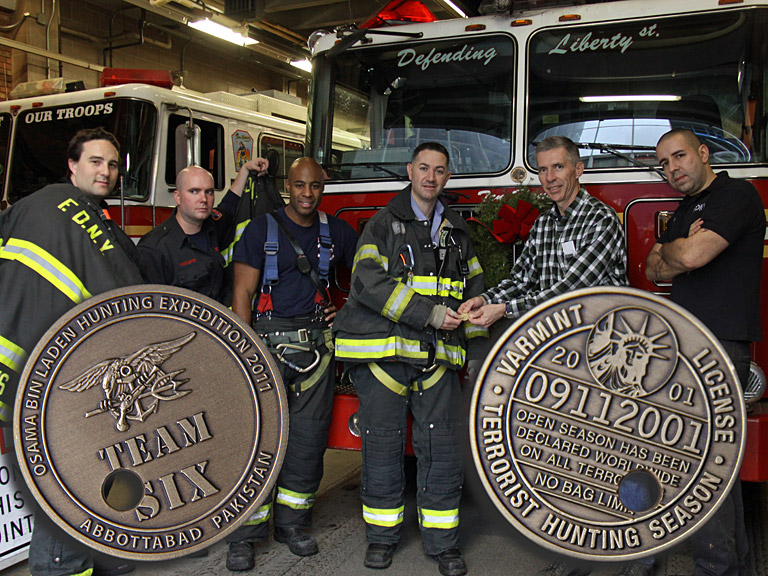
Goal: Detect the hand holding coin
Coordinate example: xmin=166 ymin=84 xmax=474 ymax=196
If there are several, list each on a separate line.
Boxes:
xmin=440 ymin=307 xmax=462 ymax=331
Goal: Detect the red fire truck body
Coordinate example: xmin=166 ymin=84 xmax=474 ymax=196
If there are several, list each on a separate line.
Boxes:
xmin=306 ymin=0 xmax=768 ymax=481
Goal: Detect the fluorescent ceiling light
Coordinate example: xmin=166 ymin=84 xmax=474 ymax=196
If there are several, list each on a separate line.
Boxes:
xmin=188 ymin=18 xmax=258 ymax=47
xmin=580 ymin=95 xmax=682 ymax=103
xmin=290 ymin=59 xmax=312 ymax=73
xmin=438 ymin=0 xmax=467 ymax=18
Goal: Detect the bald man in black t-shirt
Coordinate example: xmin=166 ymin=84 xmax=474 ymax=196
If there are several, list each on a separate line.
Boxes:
xmin=646 ymin=128 xmax=765 ymax=576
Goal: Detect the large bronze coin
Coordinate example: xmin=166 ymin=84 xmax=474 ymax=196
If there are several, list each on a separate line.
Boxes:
xmin=13 ymin=286 xmax=287 ymax=560
xmin=470 ymin=287 xmax=745 ymax=561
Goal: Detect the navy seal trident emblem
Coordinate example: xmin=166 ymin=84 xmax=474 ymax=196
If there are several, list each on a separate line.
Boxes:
xmin=59 ymin=332 xmax=196 ymax=432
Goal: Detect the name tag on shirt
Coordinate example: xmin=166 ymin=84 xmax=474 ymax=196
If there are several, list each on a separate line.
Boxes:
xmin=562 ymin=240 xmax=576 ymax=256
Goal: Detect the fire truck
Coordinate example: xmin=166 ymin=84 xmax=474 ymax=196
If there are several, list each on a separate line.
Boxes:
xmin=306 ymin=0 xmax=768 ymax=481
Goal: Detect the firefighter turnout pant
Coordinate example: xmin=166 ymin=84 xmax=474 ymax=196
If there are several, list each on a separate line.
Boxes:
xmin=228 ymin=320 xmax=335 ymax=544
xmin=350 ymin=361 xmax=463 ymax=556
xmin=29 ymin=509 xmax=93 ymax=576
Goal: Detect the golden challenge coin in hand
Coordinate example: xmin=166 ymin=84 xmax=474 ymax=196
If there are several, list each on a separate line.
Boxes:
xmin=471 ymin=287 xmax=744 ymax=561
xmin=14 ymin=286 xmax=287 ymax=560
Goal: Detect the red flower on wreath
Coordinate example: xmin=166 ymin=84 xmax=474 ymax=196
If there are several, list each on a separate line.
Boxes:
xmin=469 ymin=200 xmax=539 ymax=244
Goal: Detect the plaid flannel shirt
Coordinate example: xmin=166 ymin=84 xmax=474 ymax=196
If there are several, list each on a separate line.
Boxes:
xmin=481 ymin=188 xmax=627 ymax=318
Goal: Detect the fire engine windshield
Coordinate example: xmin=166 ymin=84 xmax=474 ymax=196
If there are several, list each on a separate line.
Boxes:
xmin=311 ymin=34 xmax=514 ymax=180
xmin=9 ymin=98 xmax=157 ymax=203
xmin=528 ymin=9 xmax=768 ymax=170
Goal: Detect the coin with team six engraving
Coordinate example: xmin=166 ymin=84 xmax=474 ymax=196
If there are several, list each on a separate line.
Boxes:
xmin=14 ymin=286 xmax=287 ymax=560
xmin=470 ymin=287 xmax=745 ymax=561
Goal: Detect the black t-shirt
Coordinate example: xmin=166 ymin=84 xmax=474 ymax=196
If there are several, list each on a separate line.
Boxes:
xmin=658 ymin=172 xmax=765 ymax=341
xmin=234 ymin=208 xmax=358 ymax=317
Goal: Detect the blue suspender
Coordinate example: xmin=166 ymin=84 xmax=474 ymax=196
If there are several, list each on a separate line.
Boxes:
xmin=262 ymin=211 xmax=331 ymax=288
xmin=263 ymin=213 xmax=279 ymax=287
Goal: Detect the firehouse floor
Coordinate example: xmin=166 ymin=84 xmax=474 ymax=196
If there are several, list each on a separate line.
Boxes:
xmin=3 ymin=449 xmax=768 ymax=576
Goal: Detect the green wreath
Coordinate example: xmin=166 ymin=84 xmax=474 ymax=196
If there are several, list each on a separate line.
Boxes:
xmin=468 ymin=188 xmax=552 ymax=289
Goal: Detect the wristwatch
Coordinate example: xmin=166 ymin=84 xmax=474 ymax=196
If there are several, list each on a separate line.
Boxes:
xmin=504 ymin=301 xmax=514 ymax=319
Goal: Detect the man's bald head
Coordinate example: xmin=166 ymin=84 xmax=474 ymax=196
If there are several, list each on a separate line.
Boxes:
xmin=174 ymin=165 xmax=215 ymax=233
xmin=657 ymin=129 xmax=703 ymax=153
xmin=176 ymin=165 xmax=214 ymax=191
xmin=288 ymin=157 xmax=324 ymax=181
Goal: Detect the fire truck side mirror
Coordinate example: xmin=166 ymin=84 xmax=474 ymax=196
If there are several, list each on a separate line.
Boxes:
xmin=175 ymin=122 xmax=201 ymax=174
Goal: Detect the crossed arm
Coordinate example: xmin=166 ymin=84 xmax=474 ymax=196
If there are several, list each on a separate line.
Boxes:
xmin=645 ymin=218 xmax=729 ymax=282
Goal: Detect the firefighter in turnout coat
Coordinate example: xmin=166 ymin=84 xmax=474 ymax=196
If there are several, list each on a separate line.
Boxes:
xmin=333 ymin=142 xmax=486 ymax=576
xmin=0 ymin=128 xmax=143 ymax=576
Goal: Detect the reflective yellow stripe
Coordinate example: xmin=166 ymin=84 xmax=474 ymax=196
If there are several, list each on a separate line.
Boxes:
xmin=409 ymin=276 xmax=463 ymax=300
xmin=464 ymin=323 xmax=488 ymax=340
xmin=383 ymin=282 xmax=415 ymax=322
xmin=0 ymin=400 xmax=10 ymax=423
xmin=336 ymin=337 xmax=463 ymax=365
xmin=466 ymin=256 xmax=482 ymax=280
xmin=417 ymin=365 xmax=447 ymax=391
xmin=368 ymin=362 xmax=408 ymax=396
xmin=292 ymin=350 xmax=332 ymax=392
xmin=335 ymin=336 xmax=427 ymax=361
xmin=369 ymin=363 xmax=447 ymax=395
xmin=0 ymin=334 xmax=26 ymax=373
xmin=353 ymin=244 xmax=388 ymax=273
xmin=435 ymin=340 xmax=465 ymax=367
xmin=437 ymin=278 xmax=464 ymax=300
xmin=410 ymin=275 xmax=437 ymax=293
xmin=243 ymin=503 xmax=271 ymax=525
xmin=0 ymin=238 xmax=91 ymax=303
xmin=69 ymin=570 xmax=94 ymax=576
xmin=276 ymin=486 xmax=316 ymax=510
xmin=222 ymin=218 xmax=251 ymax=267
xmin=363 ymin=504 xmax=404 ymax=527
xmin=418 ymin=507 xmax=459 ymax=529
xmin=235 ymin=218 xmax=251 ymax=241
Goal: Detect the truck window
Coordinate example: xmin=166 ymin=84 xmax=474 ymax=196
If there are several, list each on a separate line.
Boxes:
xmin=527 ymin=10 xmax=768 ymax=169
xmin=311 ymin=34 xmax=515 ymax=180
xmin=259 ymin=134 xmax=304 ymax=194
xmin=9 ymin=99 xmax=157 ymax=203
xmin=165 ymin=114 xmax=225 ymax=189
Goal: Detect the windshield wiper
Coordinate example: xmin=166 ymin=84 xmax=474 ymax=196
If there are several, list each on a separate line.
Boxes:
xmin=326 ymin=26 xmax=423 ymax=58
xmin=327 ymin=162 xmax=409 ymax=180
xmin=576 ymin=142 xmax=666 ymax=180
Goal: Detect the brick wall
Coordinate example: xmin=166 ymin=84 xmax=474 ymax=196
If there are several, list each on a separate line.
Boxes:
xmin=0 ymin=8 xmax=15 ymax=99
xmin=0 ymin=45 xmax=11 ymax=101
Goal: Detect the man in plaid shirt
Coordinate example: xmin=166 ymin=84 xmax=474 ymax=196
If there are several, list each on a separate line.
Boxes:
xmin=459 ymin=135 xmax=627 ymax=327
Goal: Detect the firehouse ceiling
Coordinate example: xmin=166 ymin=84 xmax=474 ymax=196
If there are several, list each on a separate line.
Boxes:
xmin=94 ymin=0 xmax=614 ymax=82
xmin=119 ymin=0 xmax=486 ymax=72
